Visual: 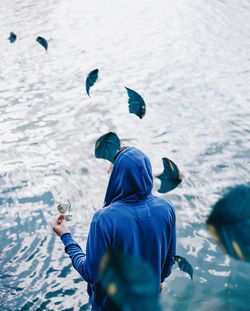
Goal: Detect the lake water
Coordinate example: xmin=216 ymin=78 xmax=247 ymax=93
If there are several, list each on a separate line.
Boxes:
xmin=0 ymin=0 xmax=250 ymax=310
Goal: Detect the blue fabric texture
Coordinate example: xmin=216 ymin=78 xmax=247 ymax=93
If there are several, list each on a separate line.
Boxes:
xmin=61 ymin=147 xmax=176 ymax=310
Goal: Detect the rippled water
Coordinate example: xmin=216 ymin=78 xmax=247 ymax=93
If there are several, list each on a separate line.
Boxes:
xmin=0 ymin=0 xmax=250 ymax=310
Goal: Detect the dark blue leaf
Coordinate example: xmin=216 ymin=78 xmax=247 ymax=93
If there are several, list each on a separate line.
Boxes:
xmin=173 ymin=255 xmax=193 ymax=280
xmin=8 ymin=32 xmax=16 ymax=43
xmin=125 ymin=87 xmax=146 ymax=119
xmin=206 ymin=184 xmax=250 ymax=261
xmin=86 ymin=69 xmax=99 ymax=97
xmin=156 ymin=157 xmax=182 ymax=193
xmin=95 ymin=132 xmax=121 ymax=163
xmin=100 ymin=251 xmax=162 ymax=311
xmin=36 ymin=36 xmax=48 ymax=51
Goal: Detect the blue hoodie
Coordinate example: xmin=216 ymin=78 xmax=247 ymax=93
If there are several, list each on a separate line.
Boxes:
xmin=61 ymin=147 xmax=176 ymax=310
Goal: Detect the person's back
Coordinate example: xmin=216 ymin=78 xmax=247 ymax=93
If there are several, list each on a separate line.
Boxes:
xmin=98 ymin=196 xmax=176 ymax=285
xmin=53 ymin=147 xmax=176 ymax=310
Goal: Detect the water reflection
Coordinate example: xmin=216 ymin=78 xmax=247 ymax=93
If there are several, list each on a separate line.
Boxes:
xmin=0 ymin=0 xmax=250 ymax=310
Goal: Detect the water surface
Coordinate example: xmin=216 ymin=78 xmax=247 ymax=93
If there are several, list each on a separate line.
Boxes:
xmin=0 ymin=0 xmax=250 ymax=310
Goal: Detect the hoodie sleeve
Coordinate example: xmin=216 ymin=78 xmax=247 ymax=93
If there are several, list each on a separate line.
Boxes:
xmin=161 ymin=223 xmax=176 ymax=283
xmin=60 ymin=212 xmax=110 ymax=284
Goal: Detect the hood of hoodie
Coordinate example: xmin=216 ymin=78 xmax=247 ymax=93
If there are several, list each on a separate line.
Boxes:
xmin=103 ymin=147 xmax=153 ymax=206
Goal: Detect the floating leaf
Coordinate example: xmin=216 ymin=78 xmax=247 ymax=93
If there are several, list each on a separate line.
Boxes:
xmin=125 ymin=87 xmax=146 ymax=119
xmin=100 ymin=251 xmax=162 ymax=311
xmin=8 ymin=32 xmax=16 ymax=43
xmin=86 ymin=69 xmax=99 ymax=96
xmin=36 ymin=36 xmax=48 ymax=50
xmin=206 ymin=184 xmax=250 ymax=261
xmin=95 ymin=132 xmax=121 ymax=163
xmin=156 ymin=157 xmax=182 ymax=193
xmin=173 ymin=255 xmax=193 ymax=280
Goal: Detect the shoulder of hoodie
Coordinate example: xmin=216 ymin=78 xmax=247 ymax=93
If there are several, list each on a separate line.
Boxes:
xmin=90 ymin=201 xmax=138 ymax=229
xmin=90 ymin=205 xmax=117 ymax=227
xmin=91 ymin=196 xmax=175 ymax=226
xmin=92 ymin=202 xmax=126 ymax=220
xmin=151 ymin=195 xmax=176 ymax=219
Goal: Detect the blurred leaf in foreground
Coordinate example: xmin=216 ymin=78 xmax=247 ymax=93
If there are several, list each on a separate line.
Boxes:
xmin=100 ymin=251 xmax=162 ymax=311
xmin=206 ymin=184 xmax=250 ymax=261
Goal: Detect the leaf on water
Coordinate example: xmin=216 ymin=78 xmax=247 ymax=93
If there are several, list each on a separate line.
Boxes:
xmin=206 ymin=184 xmax=250 ymax=261
xmin=8 ymin=32 xmax=16 ymax=43
xmin=86 ymin=69 xmax=99 ymax=97
xmin=156 ymin=157 xmax=182 ymax=193
xmin=173 ymin=255 xmax=193 ymax=280
xmin=125 ymin=87 xmax=146 ymax=119
xmin=100 ymin=250 xmax=162 ymax=311
xmin=36 ymin=36 xmax=48 ymax=51
xmin=95 ymin=132 xmax=121 ymax=163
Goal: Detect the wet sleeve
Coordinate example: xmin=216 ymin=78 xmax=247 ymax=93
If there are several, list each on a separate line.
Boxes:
xmin=161 ymin=223 xmax=176 ymax=282
xmin=61 ymin=217 xmax=110 ymax=284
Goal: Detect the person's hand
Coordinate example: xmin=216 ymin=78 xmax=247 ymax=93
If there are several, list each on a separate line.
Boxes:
xmin=107 ymin=163 xmax=113 ymax=174
xmin=52 ymin=215 xmax=70 ymax=237
xmin=160 ymin=283 xmax=164 ymax=293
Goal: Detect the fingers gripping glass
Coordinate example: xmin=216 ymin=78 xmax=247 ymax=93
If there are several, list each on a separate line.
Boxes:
xmin=57 ymin=202 xmax=73 ymax=222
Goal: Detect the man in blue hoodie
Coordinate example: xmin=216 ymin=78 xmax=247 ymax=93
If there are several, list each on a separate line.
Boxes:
xmin=53 ymin=147 xmax=176 ymax=310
